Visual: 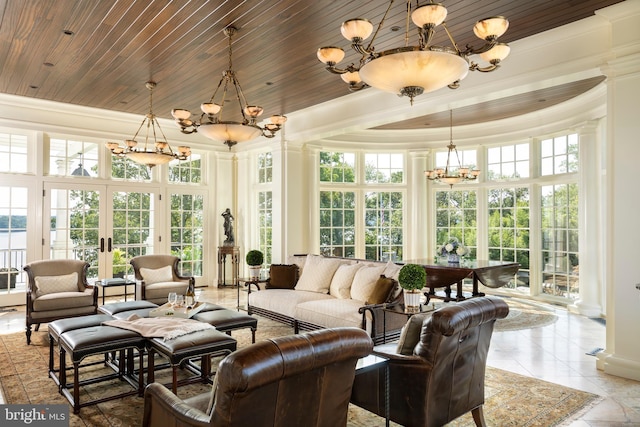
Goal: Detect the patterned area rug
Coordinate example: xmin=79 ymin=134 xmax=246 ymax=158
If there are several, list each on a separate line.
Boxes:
xmin=495 ymin=298 xmax=559 ymax=332
xmin=0 ymin=313 xmax=598 ymax=427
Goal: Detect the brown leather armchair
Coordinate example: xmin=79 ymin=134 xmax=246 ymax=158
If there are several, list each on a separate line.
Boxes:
xmin=350 ymin=296 xmax=509 ymax=427
xmin=24 ymin=259 xmax=98 ymax=345
xmin=130 ymin=255 xmax=194 ymax=304
xmin=142 ymin=327 xmax=374 ymax=427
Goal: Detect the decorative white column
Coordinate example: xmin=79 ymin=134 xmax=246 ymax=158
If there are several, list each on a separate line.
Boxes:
xmin=572 ymin=120 xmax=603 ymax=317
xmin=596 ymin=2 xmax=640 ymax=381
xmin=408 ymin=150 xmax=429 ymax=259
xmin=271 ymin=139 xmax=307 ymax=262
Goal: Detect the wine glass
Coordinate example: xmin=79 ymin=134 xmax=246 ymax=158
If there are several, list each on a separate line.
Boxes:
xmin=175 ymin=294 xmax=184 ymax=308
xmin=168 ymin=292 xmax=177 ymax=307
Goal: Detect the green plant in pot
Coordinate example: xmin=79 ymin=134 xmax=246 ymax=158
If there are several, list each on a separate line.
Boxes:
xmin=398 ymin=263 xmax=427 ymax=313
xmin=246 ymin=250 xmax=264 ymax=280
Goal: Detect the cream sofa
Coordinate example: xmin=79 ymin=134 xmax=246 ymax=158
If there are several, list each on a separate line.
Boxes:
xmin=247 ymin=254 xmax=407 ymax=343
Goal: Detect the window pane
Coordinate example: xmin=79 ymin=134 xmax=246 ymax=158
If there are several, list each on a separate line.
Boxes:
xmin=319 ymin=190 xmax=356 ymax=257
xmin=319 ymin=152 xmax=355 ymax=183
xmin=540 ymin=183 xmax=579 ymax=299
xmin=170 ymin=193 xmax=204 ymax=276
xmin=540 ymin=133 xmax=578 ymax=177
xmin=365 ymin=153 xmax=404 ymax=184
xmin=0 ymin=132 xmax=29 ymax=174
xmin=169 ymin=154 xmax=202 ymax=183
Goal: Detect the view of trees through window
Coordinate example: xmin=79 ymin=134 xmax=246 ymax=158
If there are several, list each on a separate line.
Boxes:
xmin=364 ymin=191 xmax=403 ymax=261
xmin=319 ymin=151 xmax=404 ymax=261
xmin=488 ymin=187 xmax=530 ymax=291
xmin=435 ymin=190 xmax=478 ymax=259
xmin=170 ymin=193 xmax=204 ymax=277
xmin=541 ymin=183 xmax=579 ymax=299
xmin=257 ymin=153 xmax=273 ymax=266
xmin=258 ymin=191 xmax=273 ymax=265
xmin=320 ymin=190 xmax=356 ymax=258
xmin=432 ymin=133 xmax=579 ymax=300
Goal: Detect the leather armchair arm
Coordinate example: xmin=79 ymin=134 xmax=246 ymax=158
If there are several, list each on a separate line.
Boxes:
xmin=372 ymin=346 xmax=424 ymax=363
xmin=143 ymin=383 xmax=210 ymax=427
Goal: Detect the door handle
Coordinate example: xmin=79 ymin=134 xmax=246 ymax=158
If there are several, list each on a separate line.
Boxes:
xmin=108 ymin=237 xmax=112 ymax=252
xmin=100 ymin=238 xmax=104 ymax=253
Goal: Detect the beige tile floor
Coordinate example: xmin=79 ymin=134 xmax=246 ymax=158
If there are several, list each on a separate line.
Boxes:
xmin=2 ymin=286 xmax=639 ymax=426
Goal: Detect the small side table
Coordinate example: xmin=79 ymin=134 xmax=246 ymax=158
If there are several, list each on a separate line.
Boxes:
xmin=95 ymin=278 xmax=136 ymax=305
xmin=381 ymin=302 xmax=437 ymax=344
xmin=237 ymin=277 xmax=267 ymax=311
xmin=355 ymin=354 xmax=390 ymax=427
xmin=217 ymin=246 xmax=239 ymax=288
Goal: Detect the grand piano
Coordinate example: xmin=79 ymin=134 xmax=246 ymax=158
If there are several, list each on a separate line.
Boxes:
xmin=402 ymin=258 xmax=520 ymax=302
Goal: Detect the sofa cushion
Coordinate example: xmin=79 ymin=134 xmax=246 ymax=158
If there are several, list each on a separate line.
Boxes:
xmin=33 ymin=288 xmax=95 ymax=311
xmin=144 ymin=282 xmax=189 ymax=301
xmin=350 ymin=265 xmax=386 ymax=302
xmin=140 ymin=265 xmax=173 ymax=285
xmin=294 ymin=298 xmax=367 ymax=330
xmin=396 ymin=312 xmax=434 ymax=356
xmin=329 ymin=263 xmax=363 ymax=299
xmin=366 ymin=275 xmax=397 ymax=305
xmin=35 ymin=272 xmax=79 ymax=297
xmin=266 ymin=264 xmax=298 ymax=289
xmin=249 ymin=289 xmax=334 ymax=319
xmin=295 ymin=255 xmax=343 ymax=294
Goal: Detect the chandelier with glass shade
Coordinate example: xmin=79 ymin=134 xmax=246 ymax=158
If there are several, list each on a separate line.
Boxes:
xmin=171 ymin=26 xmax=287 ymax=149
xmin=105 ymin=81 xmax=191 ymax=168
xmin=317 ymin=0 xmax=510 ymax=105
xmin=425 ymin=110 xmax=480 ymax=187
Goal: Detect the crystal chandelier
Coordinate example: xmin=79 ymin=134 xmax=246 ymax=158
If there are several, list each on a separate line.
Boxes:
xmin=425 ymin=110 xmax=480 ymax=187
xmin=105 ymin=81 xmax=191 ymax=168
xmin=171 ymin=26 xmax=287 ymax=149
xmin=317 ymin=0 xmax=510 ymax=105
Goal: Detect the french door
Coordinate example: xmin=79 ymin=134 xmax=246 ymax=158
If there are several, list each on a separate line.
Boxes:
xmin=44 ymin=183 xmax=159 ymax=282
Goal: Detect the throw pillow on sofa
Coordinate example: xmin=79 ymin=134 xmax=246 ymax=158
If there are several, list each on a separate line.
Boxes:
xmin=350 ymin=264 xmax=386 ymax=302
xmin=295 ymin=255 xmax=343 ymax=294
xmin=366 ymin=275 xmax=397 ymax=305
xmin=266 ymin=264 xmax=298 ymax=289
xmin=329 ymin=263 xmax=363 ymax=299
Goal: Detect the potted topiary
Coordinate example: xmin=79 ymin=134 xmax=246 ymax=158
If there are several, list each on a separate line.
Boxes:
xmin=246 ymin=250 xmax=264 ymax=280
xmin=398 ymin=263 xmax=427 ymax=313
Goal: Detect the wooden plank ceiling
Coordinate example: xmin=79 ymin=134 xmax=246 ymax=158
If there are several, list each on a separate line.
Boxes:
xmin=0 ymin=0 xmax=622 ymax=130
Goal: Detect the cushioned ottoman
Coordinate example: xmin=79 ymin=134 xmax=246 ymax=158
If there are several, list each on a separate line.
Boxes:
xmin=98 ymin=300 xmax=159 ymax=318
xmin=48 ymin=314 xmax=114 ymax=389
xmin=191 ymin=303 xmax=258 ymax=343
xmin=147 ymin=329 xmax=237 ymax=395
xmin=58 ymin=325 xmax=147 ymax=414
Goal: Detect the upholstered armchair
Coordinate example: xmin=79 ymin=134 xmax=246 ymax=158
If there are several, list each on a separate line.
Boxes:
xmin=24 ymin=259 xmax=98 ymax=345
xmin=142 ymin=327 xmax=374 ymax=427
xmin=130 ymin=255 xmax=194 ymax=305
xmin=350 ymin=296 xmax=509 ymax=427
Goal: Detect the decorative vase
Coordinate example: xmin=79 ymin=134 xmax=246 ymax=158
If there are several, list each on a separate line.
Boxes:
xmin=404 ymin=290 xmax=422 ymax=313
xmin=248 ymin=266 xmax=261 ymax=280
xmin=447 ymin=253 xmax=460 ymax=263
